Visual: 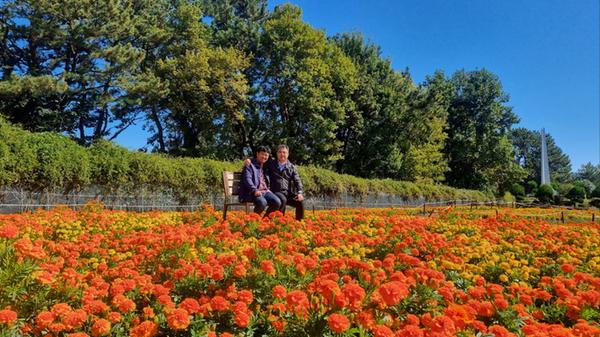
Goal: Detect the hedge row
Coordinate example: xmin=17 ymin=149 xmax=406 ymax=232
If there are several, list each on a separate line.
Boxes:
xmin=0 ymin=119 xmax=489 ymax=202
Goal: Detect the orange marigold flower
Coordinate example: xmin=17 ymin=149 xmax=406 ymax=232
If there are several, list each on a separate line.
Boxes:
xmin=0 ymin=224 xmax=19 ymax=238
xmin=356 ymin=311 xmax=375 ymax=330
xmin=233 ymin=264 xmax=247 ymax=278
xmin=372 ymin=324 xmax=394 ymax=337
xmin=129 ymin=320 xmax=158 ymax=337
xmin=519 ymin=294 xmax=533 ymax=306
xmin=179 ymin=298 xmax=200 ymax=314
xmin=35 ymin=311 xmax=55 ymax=329
xmin=327 ymin=313 xmax=350 ymax=333
xmin=237 ymin=290 xmax=253 ymax=304
xmin=91 ymin=318 xmax=111 ymax=337
xmin=67 ymin=333 xmax=90 ymax=337
xmin=377 ymin=281 xmax=409 ymax=307
xmin=210 ymin=296 xmax=230 ymax=312
xmin=233 ymin=310 xmax=250 ymax=328
xmin=63 ymin=309 xmax=88 ymax=330
xmin=444 ymin=304 xmax=476 ymax=329
xmin=142 ymin=307 xmax=155 ymax=319
xmin=0 ymin=309 xmax=17 ymax=326
xmin=429 ymin=315 xmax=456 ymax=335
xmin=107 ymin=312 xmax=122 ymax=323
xmin=285 ymin=290 xmax=309 ymax=316
xmin=561 ymin=263 xmax=575 ymax=274
xmin=397 ymin=325 xmax=424 ymax=337
xmin=83 ymin=300 xmax=109 ymax=315
xmin=488 ymin=325 xmax=516 ymax=337
xmin=166 ymin=308 xmax=190 ymax=330
xmin=261 ymin=260 xmax=276 ymax=275
xmin=51 ymin=303 xmax=72 ymax=318
xmin=272 ymin=320 xmax=286 ymax=332
xmin=342 ymin=283 xmax=365 ymax=310
xmin=494 ymin=295 xmax=509 ymax=310
xmin=272 ymin=285 xmax=287 ymax=299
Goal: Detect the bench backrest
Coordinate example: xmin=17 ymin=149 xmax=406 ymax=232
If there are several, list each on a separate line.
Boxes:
xmin=222 ymin=171 xmax=243 ymax=198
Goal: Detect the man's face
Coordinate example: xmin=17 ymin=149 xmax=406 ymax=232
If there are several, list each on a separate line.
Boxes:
xmin=277 ymin=148 xmax=289 ymax=163
xmin=256 ymin=151 xmax=269 ymax=164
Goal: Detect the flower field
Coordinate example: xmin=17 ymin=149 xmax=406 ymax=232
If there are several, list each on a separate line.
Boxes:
xmin=0 ymin=204 xmax=599 ymax=337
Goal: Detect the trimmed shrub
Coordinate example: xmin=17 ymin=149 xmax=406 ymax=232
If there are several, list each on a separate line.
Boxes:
xmin=566 ymin=185 xmax=586 ymax=204
xmin=536 ymin=184 xmax=554 ymax=203
xmin=592 ymin=186 xmax=600 ymax=198
xmin=526 ymin=180 xmax=538 ymax=195
xmin=510 ymin=183 xmax=525 ymax=201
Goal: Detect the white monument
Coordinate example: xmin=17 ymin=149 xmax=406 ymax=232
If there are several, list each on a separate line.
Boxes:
xmin=540 ymin=128 xmax=551 ymax=185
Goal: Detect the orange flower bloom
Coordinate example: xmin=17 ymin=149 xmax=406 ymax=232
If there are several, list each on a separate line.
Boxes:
xmin=261 ymin=260 xmax=276 ymax=275
xmin=129 ymin=321 xmax=158 ymax=337
xmin=210 ymin=296 xmax=230 ymax=312
xmin=91 ymin=318 xmax=111 ymax=337
xmin=166 ymin=308 xmax=190 ymax=330
xmin=377 ymin=281 xmax=409 ymax=307
xmin=0 ymin=224 xmax=19 ymax=238
xmin=372 ymin=324 xmax=394 ymax=337
xmin=327 ymin=313 xmax=350 ymax=333
xmin=0 ymin=309 xmax=17 ymax=326
xmin=285 ymin=290 xmax=309 ymax=316
xmin=35 ymin=311 xmax=55 ymax=329
xmin=272 ymin=285 xmax=287 ymax=299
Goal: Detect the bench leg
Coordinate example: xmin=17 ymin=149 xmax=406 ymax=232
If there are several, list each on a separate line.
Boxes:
xmin=245 ymin=203 xmax=249 ymax=214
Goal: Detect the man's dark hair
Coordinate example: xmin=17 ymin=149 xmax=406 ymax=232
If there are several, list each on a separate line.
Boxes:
xmin=255 ymin=145 xmax=270 ymax=155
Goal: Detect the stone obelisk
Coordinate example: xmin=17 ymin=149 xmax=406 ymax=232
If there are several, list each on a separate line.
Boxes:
xmin=540 ymin=128 xmax=551 ymax=185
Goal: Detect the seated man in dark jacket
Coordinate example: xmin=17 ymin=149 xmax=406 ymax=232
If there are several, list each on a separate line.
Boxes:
xmin=239 ymin=146 xmax=282 ymax=217
xmin=245 ymin=144 xmax=305 ymax=220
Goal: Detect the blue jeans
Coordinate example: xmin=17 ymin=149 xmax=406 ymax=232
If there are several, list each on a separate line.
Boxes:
xmin=253 ymin=191 xmax=282 ymax=217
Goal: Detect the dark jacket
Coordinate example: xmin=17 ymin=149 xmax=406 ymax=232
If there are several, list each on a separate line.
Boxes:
xmin=266 ymin=159 xmax=303 ymax=196
xmin=239 ymin=158 xmax=270 ymax=202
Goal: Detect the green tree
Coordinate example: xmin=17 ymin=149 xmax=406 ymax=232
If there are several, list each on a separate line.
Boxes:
xmin=331 ymin=34 xmax=448 ymax=182
xmin=444 ymin=69 xmax=525 ymax=192
xmin=0 ymin=0 xmax=145 ymax=144
xmin=199 ymin=0 xmax=270 ymax=156
xmin=255 ymin=4 xmax=358 ymax=167
xmin=510 ymin=128 xmax=573 ymax=184
xmin=575 ymin=162 xmax=600 ymax=186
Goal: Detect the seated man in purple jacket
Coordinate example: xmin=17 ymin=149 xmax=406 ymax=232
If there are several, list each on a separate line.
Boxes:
xmin=239 ymin=146 xmax=282 ymax=217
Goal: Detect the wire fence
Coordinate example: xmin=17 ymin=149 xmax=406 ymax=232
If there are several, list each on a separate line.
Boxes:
xmin=0 ymin=188 xmax=481 ymax=213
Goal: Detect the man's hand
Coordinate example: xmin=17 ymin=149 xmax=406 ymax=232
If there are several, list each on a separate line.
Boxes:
xmin=254 ymin=191 xmax=262 ymax=197
xmin=243 ymin=158 xmax=252 ymax=166
xmin=295 ymin=194 xmax=304 ymax=201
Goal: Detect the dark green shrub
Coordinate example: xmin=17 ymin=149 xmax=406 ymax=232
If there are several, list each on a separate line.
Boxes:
xmin=590 ymin=198 xmax=600 ymax=208
xmin=566 ymin=185 xmax=586 ymax=204
xmin=592 ymin=186 xmax=600 ymax=198
xmin=536 ymin=184 xmax=554 ymax=203
xmin=510 ymin=183 xmax=525 ymax=201
xmin=88 ymin=140 xmax=132 ymax=193
xmin=526 ymin=180 xmax=538 ymax=194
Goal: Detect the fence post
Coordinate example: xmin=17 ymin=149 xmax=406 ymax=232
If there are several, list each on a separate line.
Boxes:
xmin=561 ymin=211 xmax=564 ymax=223
xmin=592 ymin=213 xmax=595 ymax=223
xmin=423 ymin=204 xmax=426 ymax=215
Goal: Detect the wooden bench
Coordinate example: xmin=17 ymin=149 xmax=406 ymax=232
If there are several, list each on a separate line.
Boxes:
xmin=222 ymin=171 xmax=252 ymax=220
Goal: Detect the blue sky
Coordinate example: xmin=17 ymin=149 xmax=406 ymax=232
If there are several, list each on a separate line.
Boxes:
xmin=117 ymin=0 xmax=599 ymax=170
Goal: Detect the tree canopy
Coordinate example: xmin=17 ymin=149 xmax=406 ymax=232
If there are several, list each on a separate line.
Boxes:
xmin=0 ymin=0 xmax=575 ymax=194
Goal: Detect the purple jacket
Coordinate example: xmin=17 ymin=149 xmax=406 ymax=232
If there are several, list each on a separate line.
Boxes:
xmin=239 ymin=158 xmax=270 ymax=202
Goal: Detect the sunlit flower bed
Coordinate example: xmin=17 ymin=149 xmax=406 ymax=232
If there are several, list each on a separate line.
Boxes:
xmin=0 ymin=204 xmax=599 ymax=337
